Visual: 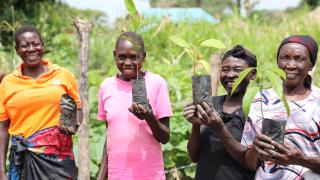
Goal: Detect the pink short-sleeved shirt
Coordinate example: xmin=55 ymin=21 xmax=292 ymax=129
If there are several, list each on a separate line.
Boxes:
xmin=98 ymin=72 xmax=173 ymax=180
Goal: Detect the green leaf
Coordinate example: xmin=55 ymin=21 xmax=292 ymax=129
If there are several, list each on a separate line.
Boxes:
xmin=266 ymin=70 xmax=283 ymax=97
xmin=266 ymin=69 xmax=290 ymax=117
xmin=281 ymin=95 xmax=291 ymax=117
xmin=231 ymin=67 xmax=254 ymax=95
xmin=170 ymin=36 xmax=190 ymax=48
xmin=271 ymin=67 xmax=286 ymax=79
xmin=124 ymin=0 xmax=137 ymax=16
xmin=199 ymin=39 xmax=226 ymax=49
xmin=242 ymin=86 xmax=260 ymax=117
xmin=199 ymin=60 xmax=210 ymax=74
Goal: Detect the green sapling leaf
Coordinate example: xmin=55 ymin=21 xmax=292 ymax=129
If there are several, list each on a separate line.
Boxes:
xmin=231 ymin=67 xmax=254 ymax=95
xmin=169 ymin=36 xmax=191 ymax=48
xmin=199 ymin=39 xmax=226 ymax=49
xmin=242 ymin=86 xmax=260 ymax=117
xmin=266 ymin=69 xmax=290 ymax=117
xmin=124 ymin=0 xmax=137 ymax=16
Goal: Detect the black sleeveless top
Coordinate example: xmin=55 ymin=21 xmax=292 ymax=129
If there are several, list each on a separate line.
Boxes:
xmin=195 ymin=96 xmax=255 ymax=180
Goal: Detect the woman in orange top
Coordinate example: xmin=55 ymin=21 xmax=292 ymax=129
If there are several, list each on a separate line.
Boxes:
xmin=0 ymin=25 xmax=81 ymax=180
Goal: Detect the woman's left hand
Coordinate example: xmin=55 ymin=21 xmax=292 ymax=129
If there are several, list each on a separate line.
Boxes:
xmin=264 ymin=141 xmax=304 ymax=166
xmin=129 ymin=103 xmax=155 ymax=121
xmin=58 ymin=126 xmax=77 ymax=135
xmin=196 ymin=102 xmax=225 ymax=132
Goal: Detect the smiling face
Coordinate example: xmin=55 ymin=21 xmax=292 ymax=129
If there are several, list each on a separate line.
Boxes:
xmin=16 ymin=31 xmax=44 ymax=69
xmin=114 ymin=39 xmax=145 ymax=81
xmin=220 ymin=56 xmax=254 ymax=95
xmin=277 ymin=43 xmax=313 ymax=89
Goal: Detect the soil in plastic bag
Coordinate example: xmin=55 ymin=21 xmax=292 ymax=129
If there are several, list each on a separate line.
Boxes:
xmin=60 ymin=94 xmax=77 ymax=132
xmin=192 ymin=75 xmax=212 ymax=107
xmin=262 ymin=118 xmax=286 ymax=144
xmin=132 ymin=78 xmax=150 ymax=112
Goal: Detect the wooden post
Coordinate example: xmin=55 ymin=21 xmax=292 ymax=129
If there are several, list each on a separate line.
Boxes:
xmin=0 ymin=73 xmax=5 ymax=84
xmin=210 ymin=53 xmax=221 ymax=96
xmin=74 ymin=17 xmax=93 ymax=180
xmin=196 ymin=0 xmax=201 ymax=7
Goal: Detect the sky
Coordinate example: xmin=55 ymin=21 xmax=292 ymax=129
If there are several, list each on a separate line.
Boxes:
xmin=62 ymin=0 xmax=301 ymax=25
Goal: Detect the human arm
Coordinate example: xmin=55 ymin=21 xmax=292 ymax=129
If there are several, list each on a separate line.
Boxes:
xmin=183 ymin=103 xmax=202 ymax=162
xmin=97 ymin=124 xmax=108 ymax=180
xmin=129 ymin=103 xmax=170 ymax=144
xmin=0 ymin=120 xmax=9 ymax=180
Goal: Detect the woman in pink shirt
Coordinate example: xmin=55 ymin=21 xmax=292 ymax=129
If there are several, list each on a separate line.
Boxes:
xmin=97 ymin=32 xmax=173 ymax=180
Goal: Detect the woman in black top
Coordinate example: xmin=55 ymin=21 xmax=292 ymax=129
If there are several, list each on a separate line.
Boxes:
xmin=184 ymin=45 xmax=257 ymax=180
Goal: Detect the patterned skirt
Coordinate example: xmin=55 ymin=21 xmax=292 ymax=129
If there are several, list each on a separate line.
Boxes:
xmin=8 ymin=127 xmax=77 ymax=180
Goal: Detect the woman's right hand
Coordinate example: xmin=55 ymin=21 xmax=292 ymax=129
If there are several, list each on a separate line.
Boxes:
xmin=253 ymin=134 xmax=275 ymax=160
xmin=183 ymin=103 xmax=202 ymax=125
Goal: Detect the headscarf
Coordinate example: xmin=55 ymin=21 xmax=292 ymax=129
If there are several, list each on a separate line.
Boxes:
xmin=277 ymin=35 xmax=318 ymax=66
xmin=222 ymin=45 xmax=257 ymax=67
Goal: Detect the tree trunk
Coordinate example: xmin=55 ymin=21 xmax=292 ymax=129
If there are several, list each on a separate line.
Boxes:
xmin=74 ymin=17 xmax=93 ymax=180
xmin=196 ymin=0 xmax=201 ymax=7
xmin=210 ymin=53 xmax=221 ymax=96
xmin=236 ymin=0 xmax=241 ymax=16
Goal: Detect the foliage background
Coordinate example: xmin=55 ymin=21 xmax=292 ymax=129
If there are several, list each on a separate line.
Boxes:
xmin=1 ymin=0 xmax=320 ymax=179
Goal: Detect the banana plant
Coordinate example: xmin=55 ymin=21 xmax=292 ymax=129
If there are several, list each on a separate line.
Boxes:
xmin=169 ymin=36 xmax=226 ymax=75
xmin=231 ymin=64 xmax=291 ymax=118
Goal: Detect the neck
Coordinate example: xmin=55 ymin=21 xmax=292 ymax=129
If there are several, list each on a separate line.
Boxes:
xmin=283 ymin=84 xmax=311 ymax=101
xmin=22 ymin=63 xmax=47 ymax=79
xmin=225 ymin=93 xmax=243 ymax=106
xmin=223 ymin=91 xmax=245 ymax=113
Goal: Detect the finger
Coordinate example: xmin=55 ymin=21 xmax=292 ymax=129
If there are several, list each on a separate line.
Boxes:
xmin=132 ymin=103 xmax=141 ymax=113
xmin=271 ymin=141 xmax=287 ymax=153
xmin=265 ymin=148 xmax=287 ymax=161
xmin=201 ymin=102 xmax=213 ymax=116
xmin=184 ymin=104 xmax=196 ymax=111
xmin=66 ymin=127 xmax=76 ymax=135
xmin=197 ymin=109 xmax=203 ymax=120
xmin=254 ymin=145 xmax=272 ymax=157
xmin=185 ymin=114 xmax=195 ymax=120
xmin=197 ymin=104 xmax=209 ymax=124
xmin=183 ymin=109 xmax=195 ymax=118
xmin=257 ymin=134 xmax=273 ymax=143
xmin=137 ymin=104 xmax=146 ymax=113
xmin=254 ymin=137 xmax=275 ymax=149
xmin=196 ymin=104 xmax=206 ymax=115
xmin=128 ymin=105 xmax=134 ymax=111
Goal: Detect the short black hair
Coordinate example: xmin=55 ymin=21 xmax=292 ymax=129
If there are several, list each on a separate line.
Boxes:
xmin=115 ymin=31 xmax=145 ymax=53
xmin=14 ymin=25 xmax=43 ymax=46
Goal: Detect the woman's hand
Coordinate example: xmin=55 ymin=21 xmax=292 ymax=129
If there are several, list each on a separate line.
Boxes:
xmin=252 ymin=134 xmax=276 ymax=159
xmin=183 ymin=103 xmax=202 ymax=125
xmin=264 ymin=141 xmax=304 ymax=166
xmin=128 ymin=103 xmax=155 ymax=121
xmin=58 ymin=126 xmax=77 ymax=135
xmin=196 ymin=102 xmax=225 ymax=132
